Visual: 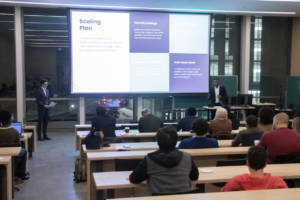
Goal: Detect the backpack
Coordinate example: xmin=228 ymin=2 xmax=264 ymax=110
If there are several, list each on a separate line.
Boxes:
xmin=73 ymin=158 xmax=87 ymax=183
xmin=85 ymin=130 xmax=104 ymax=149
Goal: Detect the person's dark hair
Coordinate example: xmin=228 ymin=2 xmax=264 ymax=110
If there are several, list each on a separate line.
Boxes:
xmin=257 ymin=107 xmax=275 ymax=125
xmin=294 ymin=110 xmax=300 ymax=118
xmin=214 ymin=78 xmax=219 ymax=81
xmin=223 ymin=105 xmax=231 ymax=115
xmin=247 ymin=146 xmax=267 ymax=171
xmin=156 ymin=126 xmax=178 ymax=150
xmin=0 ymin=110 xmax=12 ymax=125
xmin=192 ymin=118 xmax=209 ymax=136
xmin=246 ymin=115 xmax=258 ymax=127
xmin=187 ymin=107 xmax=197 ymax=116
xmin=96 ymin=105 xmax=107 ymax=115
xmin=39 ymin=79 xmax=48 ymax=86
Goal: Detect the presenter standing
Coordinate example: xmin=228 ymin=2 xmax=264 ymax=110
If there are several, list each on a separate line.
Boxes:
xmin=36 ymin=79 xmax=51 ymax=141
xmin=207 ymin=78 xmax=227 ymax=119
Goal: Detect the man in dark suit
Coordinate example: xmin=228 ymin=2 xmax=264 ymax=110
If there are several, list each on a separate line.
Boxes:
xmin=36 ymin=79 xmax=51 ymax=141
xmin=207 ymin=78 xmax=227 ymax=119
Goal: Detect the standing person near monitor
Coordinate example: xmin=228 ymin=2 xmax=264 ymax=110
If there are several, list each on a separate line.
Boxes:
xmin=36 ymin=79 xmax=51 ymax=141
xmin=207 ymin=78 xmax=227 ymax=119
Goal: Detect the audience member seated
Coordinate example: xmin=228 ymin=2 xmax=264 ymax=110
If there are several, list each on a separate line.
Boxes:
xmin=175 ymin=107 xmax=198 ymax=132
xmin=292 ymin=117 xmax=300 ymax=133
xmin=231 ymin=115 xmax=264 ymax=147
xmin=178 ymin=118 xmax=218 ymax=149
xmin=224 ymin=106 xmax=240 ymax=130
xmin=138 ymin=109 xmax=164 ymax=133
xmin=257 ymin=107 xmax=275 ymax=132
xmin=221 ymin=146 xmax=287 ymax=192
xmin=294 ymin=110 xmax=300 ymax=118
xmin=129 ymin=126 xmax=199 ymax=195
xmin=258 ymin=113 xmax=300 ymax=163
xmin=209 ymin=107 xmax=232 ymax=137
xmin=91 ymin=106 xmax=122 ymax=143
xmin=0 ymin=110 xmax=30 ymax=181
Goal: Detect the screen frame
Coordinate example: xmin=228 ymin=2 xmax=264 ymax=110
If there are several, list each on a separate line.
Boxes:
xmin=68 ymin=9 xmax=211 ymax=96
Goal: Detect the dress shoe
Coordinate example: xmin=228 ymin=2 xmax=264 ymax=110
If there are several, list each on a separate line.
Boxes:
xmin=44 ymin=136 xmax=51 ymax=140
xmin=38 ymin=138 xmax=45 ymax=141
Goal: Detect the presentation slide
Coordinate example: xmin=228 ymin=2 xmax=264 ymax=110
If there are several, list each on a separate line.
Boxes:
xmin=70 ymin=10 xmax=210 ymax=94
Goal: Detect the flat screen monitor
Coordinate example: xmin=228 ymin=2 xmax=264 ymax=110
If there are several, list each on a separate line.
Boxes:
xmin=237 ymin=94 xmax=253 ymax=106
xmin=106 ymin=100 xmax=120 ymax=107
xmin=220 ymin=96 xmax=228 ymax=106
xmin=11 ymin=122 xmax=22 ymax=135
xmin=230 ymin=96 xmax=237 ymax=107
xmin=69 ymin=10 xmax=210 ymax=94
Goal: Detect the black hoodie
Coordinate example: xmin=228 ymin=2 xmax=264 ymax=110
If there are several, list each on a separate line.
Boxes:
xmin=228 ymin=112 xmax=240 ymax=130
xmin=129 ymin=148 xmax=199 ymax=184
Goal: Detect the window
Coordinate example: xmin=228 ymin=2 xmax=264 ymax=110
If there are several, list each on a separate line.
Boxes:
xmin=225 ymin=62 xmax=233 ymax=75
xmin=210 ymin=61 xmax=219 ymax=75
xmin=253 ymin=62 xmax=261 ymax=82
xmin=249 ymin=90 xmax=260 ymax=104
xmin=254 ymin=40 xmax=261 ymax=61
xmin=142 ymin=97 xmax=172 ymax=120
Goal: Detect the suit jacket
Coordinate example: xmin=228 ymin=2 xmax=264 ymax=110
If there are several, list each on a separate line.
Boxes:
xmin=138 ymin=114 xmax=164 ymax=133
xmin=36 ymin=88 xmax=50 ymax=112
xmin=91 ymin=114 xmax=116 ymax=137
xmin=208 ymin=86 xmax=227 ymax=105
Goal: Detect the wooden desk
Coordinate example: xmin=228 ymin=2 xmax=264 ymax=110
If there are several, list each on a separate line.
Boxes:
xmin=92 ymin=164 xmax=300 ymax=199
xmin=87 ymin=147 xmax=249 ymax=200
xmin=22 ymin=125 xmax=36 ymax=158
xmin=82 ymin=140 xmax=237 ymax=154
xmin=75 ymin=123 xmax=178 ymax=151
xmin=0 ymin=156 xmax=12 ymax=200
xmin=77 ymin=128 xmax=245 ymax=152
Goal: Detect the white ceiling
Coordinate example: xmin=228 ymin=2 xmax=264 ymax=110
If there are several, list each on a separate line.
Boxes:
xmin=0 ymin=0 xmax=300 ymax=16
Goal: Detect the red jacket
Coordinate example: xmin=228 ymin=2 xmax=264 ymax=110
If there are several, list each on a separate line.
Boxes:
xmin=221 ymin=173 xmax=287 ymax=192
xmin=258 ymin=127 xmax=300 ymax=163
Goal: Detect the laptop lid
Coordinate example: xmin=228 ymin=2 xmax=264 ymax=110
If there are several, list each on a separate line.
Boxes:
xmin=11 ymin=122 xmax=22 ymax=135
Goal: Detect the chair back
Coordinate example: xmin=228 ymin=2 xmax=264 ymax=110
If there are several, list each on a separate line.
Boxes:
xmin=241 ymin=132 xmax=263 ymax=146
xmin=213 ymin=134 xmax=235 ymax=140
xmin=216 ymin=159 xmax=247 ymax=167
xmin=273 ymin=154 xmax=300 ymax=164
xmin=0 ymin=143 xmax=20 ymax=148
xmin=115 ymin=158 xmax=143 ymax=171
xmin=152 ymin=188 xmax=202 ymax=196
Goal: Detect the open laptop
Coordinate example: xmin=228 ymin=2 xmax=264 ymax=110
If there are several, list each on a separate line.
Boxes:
xmin=11 ymin=122 xmax=22 ymax=135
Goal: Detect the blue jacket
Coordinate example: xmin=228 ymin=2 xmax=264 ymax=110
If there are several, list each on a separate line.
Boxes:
xmin=176 ymin=116 xmax=198 ymax=131
xmin=208 ymin=86 xmax=227 ymax=105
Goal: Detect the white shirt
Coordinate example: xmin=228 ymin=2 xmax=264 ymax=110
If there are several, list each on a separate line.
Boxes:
xmin=215 ymin=86 xmax=220 ymax=103
xmin=41 ymin=87 xmax=46 ymax=96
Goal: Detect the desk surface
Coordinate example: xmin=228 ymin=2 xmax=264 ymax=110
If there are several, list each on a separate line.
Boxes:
xmin=0 ymin=147 xmax=21 ymax=156
xmin=22 ymin=125 xmax=36 ymax=130
xmin=111 ymin=188 xmax=300 ymax=200
xmin=253 ymin=103 xmax=276 ymax=106
xmin=23 ymin=132 xmax=32 ymax=138
xmin=0 ymin=156 xmax=11 ymax=165
xmin=78 ymin=127 xmax=245 ymax=140
xmin=76 ymin=122 xmax=177 ymax=129
xmin=20 ymin=134 xmax=28 ymax=142
xmin=87 ymin=147 xmax=249 ymax=161
xmin=203 ymin=106 xmax=255 ymax=110
xmin=93 ymin=163 xmax=300 ymax=190
xmin=83 ymin=140 xmax=236 ymax=153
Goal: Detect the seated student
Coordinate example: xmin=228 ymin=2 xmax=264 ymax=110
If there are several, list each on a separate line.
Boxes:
xmin=138 ymin=109 xmax=164 ymax=133
xmin=209 ymin=107 xmax=232 ymax=137
xmin=224 ymin=106 xmax=240 ymax=130
xmin=231 ymin=115 xmax=264 ymax=147
xmin=176 ymin=107 xmax=198 ymax=131
xmin=257 ymin=107 xmax=275 ymax=132
xmin=129 ymin=126 xmax=199 ymax=195
xmin=178 ymin=118 xmax=219 ymax=149
xmin=91 ymin=106 xmax=119 ymax=141
xmin=0 ymin=110 xmax=30 ymax=181
xmin=258 ymin=113 xmax=300 ymax=163
xmin=221 ymin=145 xmax=287 ymax=192
xmin=292 ymin=117 xmax=300 ymax=133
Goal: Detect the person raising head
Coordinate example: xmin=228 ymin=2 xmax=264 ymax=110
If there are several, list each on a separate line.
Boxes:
xmin=138 ymin=108 xmax=164 ymax=133
xmin=209 ymin=107 xmax=232 ymax=137
xmin=222 ymin=146 xmax=287 ymax=192
xmin=175 ymin=107 xmax=198 ymax=132
xmin=129 ymin=125 xmax=199 ymax=195
xmin=257 ymin=107 xmax=275 ymax=132
xmin=231 ymin=115 xmax=264 ymax=147
xmin=258 ymin=113 xmax=300 ymax=163
xmin=178 ymin=118 xmax=219 ymax=149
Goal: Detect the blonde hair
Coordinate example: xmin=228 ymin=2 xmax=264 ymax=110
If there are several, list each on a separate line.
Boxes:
xmin=215 ymin=107 xmax=228 ymax=120
xmin=292 ymin=117 xmax=300 ymax=133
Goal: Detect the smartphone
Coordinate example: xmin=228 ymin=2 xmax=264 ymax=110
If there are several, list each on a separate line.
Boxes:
xmin=123 ymin=145 xmax=131 ymax=148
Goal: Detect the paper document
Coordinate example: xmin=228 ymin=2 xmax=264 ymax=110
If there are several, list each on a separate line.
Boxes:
xmin=49 ymin=102 xmax=57 ymax=108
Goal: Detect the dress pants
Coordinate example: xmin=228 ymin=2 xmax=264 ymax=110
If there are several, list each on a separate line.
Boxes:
xmin=37 ymin=109 xmax=49 ymax=138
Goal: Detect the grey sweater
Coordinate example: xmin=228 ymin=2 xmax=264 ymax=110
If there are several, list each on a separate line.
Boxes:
xmin=231 ymin=127 xmax=264 ymax=147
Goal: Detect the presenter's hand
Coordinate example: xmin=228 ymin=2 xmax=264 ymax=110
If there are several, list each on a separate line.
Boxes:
xmin=218 ymin=95 xmax=222 ymax=99
xmin=44 ymin=105 xmax=50 ymax=109
xmin=207 ymin=94 xmax=211 ymax=99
